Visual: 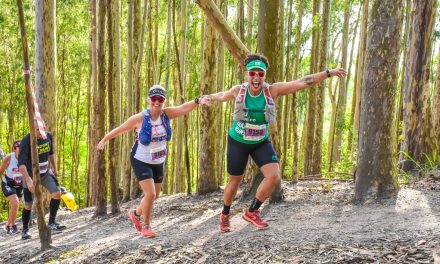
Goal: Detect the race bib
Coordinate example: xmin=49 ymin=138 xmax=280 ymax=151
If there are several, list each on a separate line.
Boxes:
xmin=150 ymin=145 xmax=167 ymax=161
xmin=244 ymin=123 xmax=266 ymax=141
xmin=12 ymin=168 xmax=23 ymax=184
xmin=39 ymin=161 xmax=49 ymax=174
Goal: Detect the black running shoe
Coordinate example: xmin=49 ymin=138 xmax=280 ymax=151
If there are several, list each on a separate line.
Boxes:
xmin=10 ymin=225 xmax=20 ymax=235
xmin=48 ymin=222 xmax=66 ymax=231
xmin=21 ymin=228 xmax=31 ymax=240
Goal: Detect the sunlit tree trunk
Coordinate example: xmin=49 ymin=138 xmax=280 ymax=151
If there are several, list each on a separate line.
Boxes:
xmin=355 ymin=0 xmax=402 ymax=202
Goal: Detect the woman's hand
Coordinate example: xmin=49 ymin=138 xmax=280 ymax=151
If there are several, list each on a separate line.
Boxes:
xmin=97 ymin=139 xmax=106 ymax=150
xmin=198 ymin=95 xmax=212 ymax=107
xmin=330 ymin=68 xmax=347 ymax=78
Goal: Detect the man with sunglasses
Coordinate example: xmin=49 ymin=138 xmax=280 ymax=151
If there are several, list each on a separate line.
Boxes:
xmin=18 ymin=120 xmax=66 ymax=240
xmin=205 ymin=53 xmax=347 ymax=232
xmin=1 ymin=141 xmax=23 ymax=235
xmin=97 ymin=85 xmax=209 ymax=238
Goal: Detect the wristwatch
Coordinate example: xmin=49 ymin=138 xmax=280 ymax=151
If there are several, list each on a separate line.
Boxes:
xmin=194 ymin=96 xmax=201 ymax=104
xmin=326 ymin=69 xmax=331 ymax=78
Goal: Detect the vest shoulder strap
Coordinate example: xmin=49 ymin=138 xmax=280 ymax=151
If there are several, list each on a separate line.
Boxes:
xmin=237 ymin=83 xmax=247 ymax=103
xmin=263 ymin=84 xmax=274 ymax=105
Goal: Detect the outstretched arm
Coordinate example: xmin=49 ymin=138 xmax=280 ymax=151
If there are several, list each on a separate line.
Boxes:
xmin=207 ymin=85 xmax=240 ymax=103
xmin=270 ymin=68 xmax=347 ymax=100
xmin=97 ymin=112 xmax=143 ymax=150
xmin=165 ymin=96 xmax=210 ymax=119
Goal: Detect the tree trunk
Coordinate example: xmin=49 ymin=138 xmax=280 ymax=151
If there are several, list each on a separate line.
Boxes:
xmin=350 ymin=0 xmax=369 ymax=162
xmin=35 ymin=0 xmax=56 ymax=214
xmin=17 ymin=0 xmax=52 ymax=249
xmin=304 ymin=0 xmax=320 ymax=176
xmin=87 ymin=0 xmax=97 ymax=206
xmin=434 ymin=44 xmax=440 ymax=161
xmin=354 ymin=0 xmax=402 ymax=202
xmin=196 ymin=0 xmax=249 ymax=67
xmin=197 ymin=14 xmax=218 ymax=194
xmin=112 ymin=0 xmax=121 ymax=191
xmin=331 ymin=0 xmax=350 ymax=168
xmin=289 ymin=0 xmax=302 ymax=180
xmin=401 ymin=0 xmax=436 ymax=171
xmin=123 ymin=0 xmax=134 ymax=202
xmin=312 ymin=0 xmax=330 ymax=174
xmin=107 ymin=0 xmax=120 ymax=214
xmin=256 ymin=0 xmax=283 ymax=202
xmin=94 ymin=0 xmax=107 ymax=215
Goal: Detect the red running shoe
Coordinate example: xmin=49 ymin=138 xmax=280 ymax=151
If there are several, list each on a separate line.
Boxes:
xmin=242 ymin=209 xmax=268 ymax=228
xmin=128 ymin=209 xmax=142 ymax=232
xmin=141 ymin=224 xmax=156 ymax=238
xmin=219 ymin=213 xmax=231 ymax=233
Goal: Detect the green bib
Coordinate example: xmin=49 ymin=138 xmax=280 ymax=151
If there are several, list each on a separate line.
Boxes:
xmin=229 ymin=88 xmax=269 ymax=144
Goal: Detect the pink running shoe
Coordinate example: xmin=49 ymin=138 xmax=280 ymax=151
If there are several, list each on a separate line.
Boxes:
xmin=219 ymin=213 xmax=231 ymax=233
xmin=242 ymin=209 xmax=268 ymax=228
xmin=141 ymin=224 xmax=156 ymax=238
xmin=128 ymin=209 xmax=142 ymax=232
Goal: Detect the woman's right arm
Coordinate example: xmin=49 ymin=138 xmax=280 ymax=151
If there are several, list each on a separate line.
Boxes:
xmin=207 ymin=85 xmax=240 ymax=103
xmin=97 ymin=112 xmax=143 ymax=150
xmin=0 ymin=154 xmax=11 ymax=175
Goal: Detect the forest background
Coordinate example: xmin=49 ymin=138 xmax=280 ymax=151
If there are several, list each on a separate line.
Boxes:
xmin=0 ymin=0 xmax=439 ymax=220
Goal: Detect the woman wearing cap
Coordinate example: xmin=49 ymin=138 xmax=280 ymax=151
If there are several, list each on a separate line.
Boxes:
xmin=205 ymin=53 xmax=346 ymax=232
xmin=97 ymin=85 xmax=208 ymax=238
xmin=0 ymin=140 xmax=23 ymax=235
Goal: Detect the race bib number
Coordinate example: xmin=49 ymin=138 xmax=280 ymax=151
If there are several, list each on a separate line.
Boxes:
xmin=39 ymin=161 xmax=49 ymax=174
xmin=244 ymin=123 xmax=266 ymax=141
xmin=150 ymin=145 xmax=167 ymax=161
xmin=12 ymin=168 xmax=23 ymax=184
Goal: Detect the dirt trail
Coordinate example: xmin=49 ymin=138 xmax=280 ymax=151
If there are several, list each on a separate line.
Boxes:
xmin=1 ymin=179 xmax=440 ymax=263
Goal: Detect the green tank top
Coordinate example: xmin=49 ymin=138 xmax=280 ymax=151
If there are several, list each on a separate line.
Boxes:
xmin=229 ymin=88 xmax=269 ymax=144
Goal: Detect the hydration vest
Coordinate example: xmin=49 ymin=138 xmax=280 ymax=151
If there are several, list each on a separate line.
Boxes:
xmin=138 ymin=109 xmax=172 ymax=146
xmin=233 ymin=82 xmax=276 ymax=124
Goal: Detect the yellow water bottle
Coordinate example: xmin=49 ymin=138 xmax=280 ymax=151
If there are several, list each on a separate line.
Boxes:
xmin=60 ymin=187 xmax=78 ymax=212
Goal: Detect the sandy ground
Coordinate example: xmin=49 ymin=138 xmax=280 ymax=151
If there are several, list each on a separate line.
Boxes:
xmin=1 ymin=178 xmax=439 ymax=263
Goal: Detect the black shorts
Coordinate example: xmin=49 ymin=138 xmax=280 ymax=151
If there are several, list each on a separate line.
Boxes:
xmin=227 ymin=135 xmax=279 ymax=175
xmin=1 ymin=177 xmax=23 ymax=198
xmin=130 ymin=155 xmax=164 ymax=183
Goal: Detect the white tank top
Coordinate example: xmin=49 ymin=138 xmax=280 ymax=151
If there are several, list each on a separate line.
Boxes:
xmin=133 ymin=117 xmax=168 ymax=164
xmin=4 ymin=153 xmax=23 ymax=183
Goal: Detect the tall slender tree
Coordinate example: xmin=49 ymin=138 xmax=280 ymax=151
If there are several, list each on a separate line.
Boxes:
xmin=94 ymin=0 xmax=107 ymax=215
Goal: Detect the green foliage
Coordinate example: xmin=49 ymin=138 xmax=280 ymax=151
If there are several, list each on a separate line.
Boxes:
xmin=398 ymin=151 xmax=439 ymax=182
